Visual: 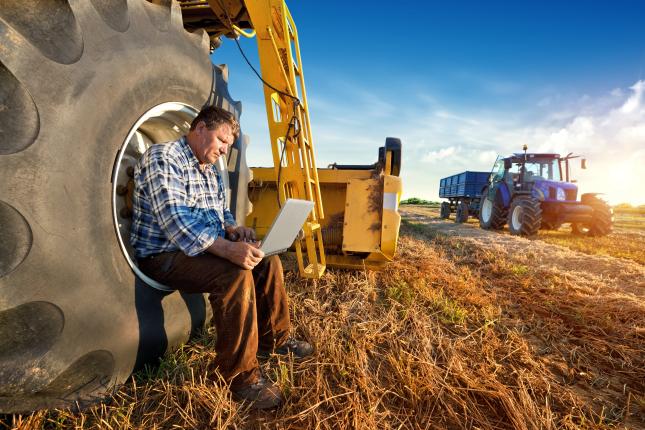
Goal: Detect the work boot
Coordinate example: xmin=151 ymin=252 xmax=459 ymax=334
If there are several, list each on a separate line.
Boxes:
xmin=259 ymin=338 xmax=314 ymax=360
xmin=231 ymin=377 xmax=283 ymax=410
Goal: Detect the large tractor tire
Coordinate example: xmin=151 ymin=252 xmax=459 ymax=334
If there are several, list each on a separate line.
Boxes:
xmin=0 ymin=0 xmax=246 ymax=413
xmin=479 ymin=187 xmax=507 ymax=230
xmin=507 ymin=196 xmax=542 ymax=236
xmin=440 ymin=202 xmax=451 ymax=219
xmin=455 ymin=201 xmax=469 ymax=223
xmin=573 ymin=194 xmax=613 ymax=237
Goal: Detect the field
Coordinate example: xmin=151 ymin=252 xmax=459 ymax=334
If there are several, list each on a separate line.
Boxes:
xmin=409 ymin=204 xmax=645 ymax=265
xmin=3 ymin=207 xmax=644 ymax=429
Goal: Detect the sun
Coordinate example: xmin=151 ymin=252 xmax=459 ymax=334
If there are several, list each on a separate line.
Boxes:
xmin=587 ymin=160 xmax=645 ymax=206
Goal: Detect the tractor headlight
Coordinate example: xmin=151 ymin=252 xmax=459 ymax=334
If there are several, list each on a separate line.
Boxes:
xmin=556 ymin=187 xmax=566 ymax=201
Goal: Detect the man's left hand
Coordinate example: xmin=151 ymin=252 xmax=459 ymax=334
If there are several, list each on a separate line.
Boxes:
xmin=226 ymin=225 xmax=257 ymax=243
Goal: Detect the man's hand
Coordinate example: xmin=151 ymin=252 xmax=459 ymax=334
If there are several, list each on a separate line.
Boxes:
xmin=225 ymin=225 xmax=257 ymax=243
xmin=208 ymin=236 xmax=264 ymax=270
xmin=225 ymin=241 xmax=264 ymax=270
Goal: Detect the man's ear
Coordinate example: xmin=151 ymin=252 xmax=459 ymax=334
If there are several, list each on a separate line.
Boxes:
xmin=194 ymin=120 xmax=206 ymax=134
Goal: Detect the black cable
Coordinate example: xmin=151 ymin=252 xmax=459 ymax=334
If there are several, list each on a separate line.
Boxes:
xmin=231 ymin=37 xmax=301 ymax=106
xmin=215 ymin=0 xmax=301 ymax=106
xmin=276 ymin=116 xmax=294 ymax=208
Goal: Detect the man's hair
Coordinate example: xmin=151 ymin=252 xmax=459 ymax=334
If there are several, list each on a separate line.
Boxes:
xmin=190 ymin=106 xmax=240 ymax=139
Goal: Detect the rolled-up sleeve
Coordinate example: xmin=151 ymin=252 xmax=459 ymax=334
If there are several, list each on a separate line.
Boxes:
xmin=145 ymin=154 xmax=221 ymax=256
xmin=223 ymin=209 xmax=236 ymax=227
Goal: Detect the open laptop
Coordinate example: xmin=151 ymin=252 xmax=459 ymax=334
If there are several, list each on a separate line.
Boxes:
xmin=260 ymin=199 xmax=315 ymax=256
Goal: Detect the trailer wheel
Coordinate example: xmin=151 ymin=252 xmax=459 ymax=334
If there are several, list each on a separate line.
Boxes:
xmin=508 ymin=196 xmax=542 ymax=236
xmin=479 ymin=187 xmax=507 ymax=230
xmin=575 ymin=194 xmax=613 ymax=237
xmin=0 ymin=1 xmax=243 ymax=412
xmin=455 ymin=201 xmax=469 ymax=223
xmin=440 ymin=202 xmax=451 ymax=219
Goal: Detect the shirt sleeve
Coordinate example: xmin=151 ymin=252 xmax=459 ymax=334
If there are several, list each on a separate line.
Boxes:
xmin=143 ymin=152 xmax=221 ymax=256
xmin=223 ymin=208 xmax=236 ymax=227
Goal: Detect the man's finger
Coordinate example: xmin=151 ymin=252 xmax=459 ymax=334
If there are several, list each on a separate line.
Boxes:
xmin=243 ymin=229 xmax=253 ymax=241
xmin=250 ymin=246 xmax=265 ymax=259
xmin=245 ymin=256 xmax=260 ymax=269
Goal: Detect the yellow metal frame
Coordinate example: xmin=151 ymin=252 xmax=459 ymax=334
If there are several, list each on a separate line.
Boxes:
xmin=243 ymin=0 xmax=326 ymax=278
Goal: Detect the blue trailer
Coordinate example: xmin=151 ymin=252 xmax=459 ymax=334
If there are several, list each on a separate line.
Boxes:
xmin=439 ymin=171 xmax=490 ymax=223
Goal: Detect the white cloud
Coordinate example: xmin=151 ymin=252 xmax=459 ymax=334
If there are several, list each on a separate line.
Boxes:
xmin=422 ymin=146 xmax=458 ymax=163
xmin=620 ymin=80 xmax=644 ymax=114
xmin=610 ymin=88 xmax=624 ymax=97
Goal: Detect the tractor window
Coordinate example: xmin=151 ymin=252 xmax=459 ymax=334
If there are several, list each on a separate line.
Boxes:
xmin=492 ymin=158 xmax=505 ymax=181
xmin=547 ymin=159 xmax=562 ymax=181
xmin=508 ymin=161 xmax=521 ymax=184
xmin=524 ymin=159 xmax=561 ymax=181
xmin=524 ymin=163 xmax=543 ymax=181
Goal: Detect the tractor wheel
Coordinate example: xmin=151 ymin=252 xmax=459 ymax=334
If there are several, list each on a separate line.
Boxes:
xmin=479 ymin=187 xmax=507 ymax=230
xmin=577 ymin=194 xmax=613 ymax=237
xmin=440 ymin=202 xmax=451 ymax=219
xmin=0 ymin=1 xmax=245 ymax=412
xmin=508 ymin=196 xmax=542 ymax=236
xmin=455 ymin=201 xmax=469 ymax=223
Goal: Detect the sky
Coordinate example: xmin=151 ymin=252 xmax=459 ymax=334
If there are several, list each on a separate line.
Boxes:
xmin=211 ymin=1 xmax=645 ymax=205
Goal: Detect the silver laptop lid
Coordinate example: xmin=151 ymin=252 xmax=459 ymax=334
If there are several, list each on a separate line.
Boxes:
xmin=260 ymin=199 xmax=315 ymax=256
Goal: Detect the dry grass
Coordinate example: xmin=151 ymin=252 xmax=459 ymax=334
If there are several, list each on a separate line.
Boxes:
xmin=538 ymin=209 xmax=645 ymax=265
xmin=537 ymin=228 xmax=645 ymax=265
xmin=3 ymin=222 xmax=644 ymax=429
xmin=407 ymin=204 xmax=645 ymax=265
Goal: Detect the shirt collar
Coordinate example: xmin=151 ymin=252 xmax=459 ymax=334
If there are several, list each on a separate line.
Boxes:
xmin=180 ymin=135 xmax=215 ymax=173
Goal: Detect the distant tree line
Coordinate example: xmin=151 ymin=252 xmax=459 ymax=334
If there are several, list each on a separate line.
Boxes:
xmin=613 ymin=203 xmax=645 ymax=214
xmin=400 ymin=197 xmax=440 ymax=206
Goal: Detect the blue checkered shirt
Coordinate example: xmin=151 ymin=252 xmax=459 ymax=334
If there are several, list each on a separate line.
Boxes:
xmin=130 ymin=136 xmax=236 ymax=258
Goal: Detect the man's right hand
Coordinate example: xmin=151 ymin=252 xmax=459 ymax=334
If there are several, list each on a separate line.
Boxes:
xmin=225 ymin=240 xmax=264 ymax=270
xmin=207 ymin=237 xmax=264 ymax=270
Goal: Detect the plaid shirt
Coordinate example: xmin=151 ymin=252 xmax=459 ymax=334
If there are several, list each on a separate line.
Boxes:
xmin=130 ymin=136 xmax=236 ymax=258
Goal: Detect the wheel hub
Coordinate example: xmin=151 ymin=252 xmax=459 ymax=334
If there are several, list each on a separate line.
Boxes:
xmin=481 ymin=198 xmax=492 ymax=222
xmin=512 ymin=205 xmax=523 ymax=230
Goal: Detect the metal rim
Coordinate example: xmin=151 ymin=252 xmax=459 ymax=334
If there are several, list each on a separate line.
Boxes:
xmin=481 ymin=198 xmax=492 ymax=222
xmin=111 ymin=102 xmax=199 ymax=291
xmin=511 ymin=204 xmax=523 ymax=230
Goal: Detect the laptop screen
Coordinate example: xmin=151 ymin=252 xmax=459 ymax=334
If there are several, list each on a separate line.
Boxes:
xmin=260 ymin=199 xmax=315 ymax=256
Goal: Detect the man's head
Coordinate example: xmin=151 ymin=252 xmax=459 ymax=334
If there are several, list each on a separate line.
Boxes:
xmin=186 ymin=106 xmax=240 ymax=165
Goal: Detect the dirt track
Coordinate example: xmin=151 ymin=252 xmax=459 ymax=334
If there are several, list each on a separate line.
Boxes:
xmin=401 ymin=207 xmax=645 ymax=298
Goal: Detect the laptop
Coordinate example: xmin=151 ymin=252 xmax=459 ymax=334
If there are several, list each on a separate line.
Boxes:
xmin=260 ymin=199 xmax=315 ymax=256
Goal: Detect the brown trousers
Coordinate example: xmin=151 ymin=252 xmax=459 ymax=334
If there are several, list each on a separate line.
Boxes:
xmin=138 ymin=252 xmax=290 ymax=387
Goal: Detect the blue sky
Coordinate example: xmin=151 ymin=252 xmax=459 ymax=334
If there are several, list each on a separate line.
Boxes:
xmin=212 ymin=1 xmax=645 ymax=205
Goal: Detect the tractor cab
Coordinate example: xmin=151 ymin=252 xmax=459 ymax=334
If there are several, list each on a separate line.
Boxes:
xmin=490 ymin=152 xmax=584 ymax=203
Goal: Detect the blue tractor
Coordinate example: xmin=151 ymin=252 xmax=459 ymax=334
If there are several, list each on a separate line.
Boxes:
xmin=479 ymin=146 xmax=613 ymax=236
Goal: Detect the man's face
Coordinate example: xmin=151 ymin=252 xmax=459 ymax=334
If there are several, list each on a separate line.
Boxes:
xmin=193 ymin=122 xmax=235 ymax=165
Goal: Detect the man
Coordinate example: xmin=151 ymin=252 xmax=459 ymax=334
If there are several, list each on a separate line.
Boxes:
xmin=130 ymin=105 xmax=312 ymax=409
